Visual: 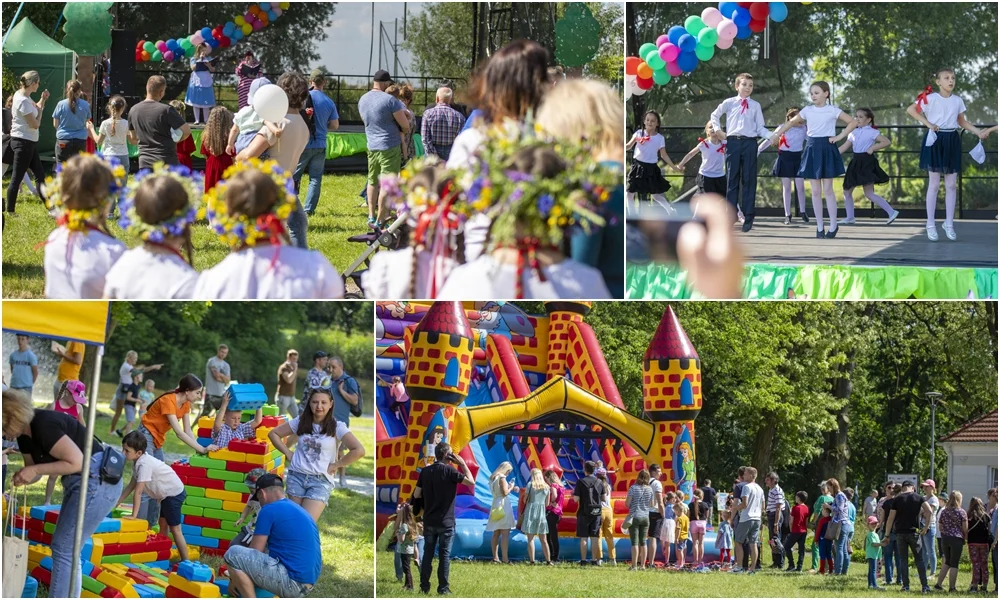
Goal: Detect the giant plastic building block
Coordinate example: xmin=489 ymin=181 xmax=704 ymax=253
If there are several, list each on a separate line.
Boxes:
xmin=224 ymin=383 xmax=268 ymax=411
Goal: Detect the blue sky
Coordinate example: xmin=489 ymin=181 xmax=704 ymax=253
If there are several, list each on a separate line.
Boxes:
xmin=312 ymin=1 xmax=423 ymax=79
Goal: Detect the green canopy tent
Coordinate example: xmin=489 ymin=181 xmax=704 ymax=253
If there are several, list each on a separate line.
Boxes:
xmin=2 ymin=17 xmax=77 ymax=159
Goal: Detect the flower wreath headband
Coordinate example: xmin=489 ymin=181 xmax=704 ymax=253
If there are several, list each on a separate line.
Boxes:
xmin=204 ymin=158 xmax=297 ymax=250
xmin=42 ymin=154 xmax=128 ymax=232
xmin=119 ymin=164 xmax=205 ymax=244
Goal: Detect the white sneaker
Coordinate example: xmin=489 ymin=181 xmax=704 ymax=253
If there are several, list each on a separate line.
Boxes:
xmin=840 ymin=217 xmax=856 ymax=225
xmin=737 ymin=212 xmax=746 ymax=224
xmin=886 ymin=210 xmax=899 ymax=225
xmin=926 ymin=225 xmax=939 ymax=241
xmin=942 ymin=223 xmax=957 ymax=241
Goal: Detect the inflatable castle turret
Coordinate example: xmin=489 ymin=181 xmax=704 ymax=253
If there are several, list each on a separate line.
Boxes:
xmin=642 ymin=306 xmax=702 ymax=500
xmin=397 ymin=301 xmax=475 ymax=497
xmin=543 ymin=301 xmax=593 ymax=380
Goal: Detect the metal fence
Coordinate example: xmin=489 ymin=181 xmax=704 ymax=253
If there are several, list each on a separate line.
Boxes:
xmin=633 ymin=124 xmax=998 ymax=219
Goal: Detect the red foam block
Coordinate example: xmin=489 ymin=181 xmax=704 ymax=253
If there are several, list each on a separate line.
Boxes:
xmin=165 ymin=586 xmax=196 ymax=598
xmin=225 ymin=460 xmax=256 ymax=474
xmin=182 ymin=515 xmax=222 ymax=528
xmin=187 ymin=476 xmax=226 ymax=490
xmin=171 ymin=464 xmax=208 ymax=480
xmin=228 ymin=439 xmax=267 ymax=455
xmin=31 ymin=566 xmax=51 ymax=586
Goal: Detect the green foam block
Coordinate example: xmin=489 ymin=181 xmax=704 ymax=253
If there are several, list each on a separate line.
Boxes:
xmin=224 ymin=481 xmax=251 ymax=494
xmin=184 ymin=486 xmax=205 ymax=497
xmin=189 ymin=455 xmax=227 ymax=470
xmin=207 ymin=469 xmax=246 ymax=483
xmin=201 ymin=527 xmax=233 ymax=540
xmin=181 ymin=504 xmax=204 ymax=517
xmin=102 ymin=554 xmax=131 ymax=564
xmin=82 ymin=576 xmax=106 ymax=595
xmin=203 ymin=508 xmax=241 ymax=522
xmin=219 ymin=520 xmax=241 ymax=533
xmin=185 ymin=496 xmax=223 ymax=510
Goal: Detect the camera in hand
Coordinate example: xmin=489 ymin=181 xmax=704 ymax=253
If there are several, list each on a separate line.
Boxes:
xmin=627 ymin=201 xmax=706 ymax=264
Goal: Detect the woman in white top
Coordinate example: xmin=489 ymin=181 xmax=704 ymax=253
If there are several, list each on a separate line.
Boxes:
xmin=771 ymin=81 xmax=856 ymax=238
xmin=906 ymin=68 xmax=987 ymax=241
xmin=837 ymin=108 xmax=899 ymax=225
xmin=486 ymin=461 xmax=518 ymax=563
xmin=194 ymin=165 xmax=344 ymax=299
xmin=43 ymin=154 xmax=127 ymax=298
xmin=5 ymin=71 xmax=50 ymax=213
xmin=268 ymin=387 xmax=365 ymax=522
xmin=87 ymin=96 xmax=131 ymax=188
xmin=769 ymin=108 xmax=809 ymax=225
xmin=104 ymin=166 xmax=202 ymax=299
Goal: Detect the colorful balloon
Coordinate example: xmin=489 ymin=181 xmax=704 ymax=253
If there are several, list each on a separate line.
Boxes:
xmin=702 ymin=7 xmax=724 ymax=27
xmin=639 ymin=42 xmax=658 ymax=59
xmin=667 ymin=25 xmax=687 ymax=46
xmin=201 ymin=27 xmax=213 ymax=39
xmin=676 ymin=50 xmax=699 ymax=73
xmin=636 ymin=76 xmax=654 ymax=90
xmin=636 ymin=62 xmax=653 ymax=79
xmin=151 ymin=50 xmax=162 ymax=62
xmin=769 ymin=2 xmax=788 ymax=22
xmin=731 ymin=6 xmax=751 ymax=26
xmin=717 ymin=18 xmax=738 ymax=39
xmin=163 ymin=50 xmax=174 ymax=61
xmin=749 ymin=18 xmax=768 ymax=32
xmin=242 ymin=23 xmax=252 ymax=35
xmin=716 ymin=36 xmax=735 ymax=50
xmin=684 ymin=15 xmax=707 ymax=35
xmin=260 ymin=1 xmax=271 ymax=10
xmin=694 ymin=43 xmax=715 ymax=61
xmin=141 ymin=50 xmax=150 ymax=61
xmin=652 ymin=69 xmax=671 ymax=85
xmin=736 ymin=23 xmax=752 ymax=38
xmin=625 ymin=56 xmax=642 ymax=75
xmin=279 ymin=2 xmax=290 ymax=9
xmin=719 ymin=2 xmax=739 ymax=19
xmin=698 ymin=27 xmax=719 ymax=47
xmin=235 ymin=15 xmax=246 ymax=26
xmin=658 ymin=42 xmax=679 ymax=62
xmin=677 ymin=33 xmax=697 ymax=53
xmin=656 ymin=34 xmax=670 ymax=47
xmin=749 ymin=2 xmax=770 ymax=20
xmin=665 ymin=61 xmax=683 ymax=77
xmin=646 ymin=53 xmax=666 ymax=71
xmin=273 ymin=8 xmax=282 ymax=17
xmin=143 ymin=41 xmax=155 ymax=53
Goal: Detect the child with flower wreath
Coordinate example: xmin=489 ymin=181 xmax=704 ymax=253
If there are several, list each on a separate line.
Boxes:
xmin=42 ymin=154 xmax=127 ymax=298
xmin=193 ymin=159 xmax=344 ymax=299
xmin=436 ymin=126 xmax=616 ymax=300
xmin=361 ymin=157 xmax=466 ymax=299
xmin=103 ymin=164 xmax=204 ymax=299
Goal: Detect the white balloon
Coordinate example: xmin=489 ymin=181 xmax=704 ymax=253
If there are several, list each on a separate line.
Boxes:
xmin=632 ymin=82 xmax=648 ymax=96
xmin=251 ymin=84 xmax=289 ymax=123
xmin=702 ymin=7 xmax=723 ymax=27
xmin=625 ymin=85 xmax=633 ymax=100
xmin=716 ymin=36 xmax=735 ymax=50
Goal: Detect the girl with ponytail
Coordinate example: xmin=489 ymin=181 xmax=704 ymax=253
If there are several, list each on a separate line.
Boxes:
xmin=51 ymin=79 xmax=91 ymax=165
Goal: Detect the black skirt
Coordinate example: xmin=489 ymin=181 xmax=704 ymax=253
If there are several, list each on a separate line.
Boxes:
xmin=771 ymin=150 xmax=802 ymax=178
xmin=843 ymin=152 xmax=889 ymax=190
xmin=627 ymin=159 xmax=671 ymax=194
xmin=696 ymin=172 xmax=727 ymax=196
xmin=919 ymin=129 xmax=962 ymax=175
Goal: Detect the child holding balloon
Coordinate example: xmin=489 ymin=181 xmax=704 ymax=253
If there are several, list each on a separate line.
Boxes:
xmin=770 ymin=81 xmax=856 ymax=239
xmin=185 ymin=43 xmax=216 ymax=125
xmin=905 ymin=67 xmax=987 ymax=241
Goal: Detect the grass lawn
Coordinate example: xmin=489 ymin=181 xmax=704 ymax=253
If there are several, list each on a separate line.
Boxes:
xmin=8 ymin=386 xmax=374 ymax=598
xmin=375 ymin=529 xmax=987 ymax=598
xmin=1 ymin=173 xmax=372 ymax=298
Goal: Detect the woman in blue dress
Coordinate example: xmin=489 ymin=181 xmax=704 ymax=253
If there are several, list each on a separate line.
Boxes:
xmin=185 ymin=43 xmax=215 ymax=125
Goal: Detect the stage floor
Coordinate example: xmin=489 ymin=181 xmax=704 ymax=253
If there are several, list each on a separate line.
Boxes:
xmin=739 ymin=218 xmax=998 ymax=269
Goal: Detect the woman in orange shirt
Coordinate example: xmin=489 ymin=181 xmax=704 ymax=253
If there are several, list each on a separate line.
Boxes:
xmin=135 ymin=374 xmax=218 ymax=526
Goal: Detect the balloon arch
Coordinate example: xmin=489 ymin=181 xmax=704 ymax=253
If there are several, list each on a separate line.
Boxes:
xmin=626 ymin=1 xmax=809 ymax=99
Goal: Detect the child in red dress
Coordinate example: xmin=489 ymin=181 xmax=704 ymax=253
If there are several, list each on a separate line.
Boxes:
xmin=201 ymin=106 xmax=235 ymax=191
xmin=169 ymin=100 xmax=195 ymax=169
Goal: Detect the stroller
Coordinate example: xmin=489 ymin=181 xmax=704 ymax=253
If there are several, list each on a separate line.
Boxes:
xmin=341 ymin=213 xmax=407 ymax=299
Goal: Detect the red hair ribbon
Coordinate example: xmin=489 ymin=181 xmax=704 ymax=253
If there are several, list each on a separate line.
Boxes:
xmin=915 ymin=85 xmax=934 ymax=114
xmin=256 ymin=213 xmax=287 ymax=269
xmin=740 ymin=98 xmax=749 ymax=114
xmin=779 ymin=134 xmax=790 ymax=150
xmin=509 ymin=238 xmax=556 ymax=300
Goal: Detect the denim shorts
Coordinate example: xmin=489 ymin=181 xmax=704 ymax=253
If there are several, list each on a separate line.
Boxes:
xmin=160 ymin=490 xmax=186 ymax=527
xmin=285 ymin=469 xmax=334 ymax=504
xmin=224 ymin=545 xmax=312 ymax=598
xmin=124 ymin=403 xmax=136 ymax=423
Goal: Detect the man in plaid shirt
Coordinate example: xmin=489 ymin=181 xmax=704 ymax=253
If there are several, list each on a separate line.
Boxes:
xmin=213 ymin=392 xmax=263 ymax=450
xmin=420 ymin=87 xmax=466 ymax=161
xmin=765 ymin=471 xmax=787 ymax=568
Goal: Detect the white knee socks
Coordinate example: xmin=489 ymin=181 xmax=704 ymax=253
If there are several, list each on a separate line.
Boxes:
xmin=823 ymin=181 xmax=838 ymax=231
xmin=944 ymin=173 xmax=958 ymax=226
xmin=795 ymin=178 xmax=807 ymax=213
xmin=782 ymin=178 xmax=793 ymax=216
xmin=863 ymin=186 xmax=894 ymax=216
xmin=844 ymin=189 xmax=856 ymax=221
xmin=811 ymin=181 xmax=825 ymax=232
xmin=926 ymin=172 xmax=942 ymax=227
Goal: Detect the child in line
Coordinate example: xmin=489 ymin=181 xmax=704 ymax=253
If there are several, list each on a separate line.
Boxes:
xmin=771 ymin=81 xmax=857 ymax=239
xmin=906 ymin=67 xmax=986 ymax=241
xmin=227 ymin=78 xmax=281 ymax=158
xmin=119 ymin=431 xmax=190 ymax=562
xmin=784 ymin=490 xmax=810 ymax=572
xmin=625 ymin=110 xmax=677 ymax=213
xmin=232 ymin=468 xmax=265 ymax=548
xmin=674 ymin=503 xmax=690 ymax=568
xmin=709 ymin=73 xmax=773 ymax=232
xmin=138 ymin=377 xmax=156 ymax=421
xmin=816 ymin=503 xmax=834 ymax=574
xmin=769 ymin=108 xmax=809 ymax=225
xmin=43 ymin=380 xmax=87 ymax=504
xmin=865 ymin=515 xmax=883 ymax=589
xmin=838 ymin=107 xmax=899 ymax=225
xmin=42 ymin=154 xmax=127 ymax=298
xmin=212 ymin=392 xmax=263 ymax=450
xmin=201 ymin=106 xmax=235 ymax=192
xmin=195 ymin=161 xmax=345 ymax=299
xmin=716 ymin=510 xmax=734 ymax=567
xmin=660 ymin=491 xmax=677 ymax=566
xmin=86 ymin=96 xmax=131 ymax=202
xmin=395 ymin=502 xmax=418 ymax=590
xmin=169 ymin=101 xmax=196 ymax=169
xmin=103 ymin=164 xmax=202 ymax=299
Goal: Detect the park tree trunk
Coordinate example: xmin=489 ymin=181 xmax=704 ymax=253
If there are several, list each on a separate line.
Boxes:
xmin=625 ymin=1 xmax=643 ymax=129
xmin=821 ymin=353 xmax=854 ymax=484
xmin=751 ymin=412 xmax=777 ymax=477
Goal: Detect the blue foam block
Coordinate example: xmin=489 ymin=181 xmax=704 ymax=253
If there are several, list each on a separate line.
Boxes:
xmin=274 ymin=455 xmax=282 ymax=467
xmin=134 ymin=583 xmax=166 ymax=598
xmin=147 ymin=560 xmax=172 ymax=570
xmin=21 ymin=575 xmax=38 ymax=598
xmin=81 ymin=539 xmax=93 ymax=559
xmin=181 ymin=524 xmax=203 ymax=537
xmin=94 ymin=517 xmax=122 ymax=533
xmin=176 ymin=560 xmax=213 ymax=582
xmin=29 ymin=505 xmax=61 ymax=520
xmin=184 ymin=534 xmax=219 ymax=548
xmin=197 ymin=437 xmax=215 ymax=447
xmin=226 ymin=383 xmax=268 ymax=411
xmin=215 ymin=579 xmax=229 ymax=596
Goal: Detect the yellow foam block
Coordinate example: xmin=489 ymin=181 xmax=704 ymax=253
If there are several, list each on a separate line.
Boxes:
xmin=244 ymin=452 xmax=268 ymax=465
xmin=28 ymin=545 xmax=52 ymax=564
xmin=93 ymin=532 xmax=119 ymax=544
xmin=197 ymin=416 xmax=215 ymax=429
xmin=167 ymin=573 xmax=220 ymax=598
xmin=208 ymin=448 xmax=246 ymax=462
xmin=169 ymin=547 xmax=201 ymax=562
xmin=97 ymin=571 xmax=136 ymax=594
xmin=255 ymin=428 xmax=270 ymax=441
xmin=118 ymin=517 xmax=148 ymax=532
xmin=222 ymin=500 xmax=246 ymax=514
xmin=102 ymin=563 xmax=129 ymax=575
xmin=90 ymin=536 xmax=104 ymax=564
xmin=82 ymin=591 xmax=100 ymax=599
xmin=130 ymin=551 xmax=158 ymax=563
xmin=18 ymin=505 xmax=31 ymax=516
xmin=119 ymin=530 xmax=147 ymax=544
xmin=205 ymin=488 xmax=242 ymax=503
xmin=265 ymin=459 xmax=276 ymax=472
xmin=28 ymin=561 xmax=39 ymax=572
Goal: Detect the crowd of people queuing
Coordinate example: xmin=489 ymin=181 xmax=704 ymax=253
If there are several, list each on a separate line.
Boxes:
xmin=389 ymin=452 xmax=998 ymax=596
xmin=2 ymin=335 xmax=366 ymax=598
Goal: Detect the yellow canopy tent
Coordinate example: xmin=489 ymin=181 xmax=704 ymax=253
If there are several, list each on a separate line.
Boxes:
xmin=2 ymin=300 xmax=110 ymax=598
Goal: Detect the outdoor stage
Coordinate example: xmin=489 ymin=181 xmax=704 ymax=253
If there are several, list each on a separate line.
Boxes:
xmin=627 ymin=218 xmax=999 ymax=300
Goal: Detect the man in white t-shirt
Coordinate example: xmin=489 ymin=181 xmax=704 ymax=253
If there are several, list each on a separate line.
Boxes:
xmin=202 ymin=345 xmax=231 ymax=418
xmin=734 ymin=466 xmax=765 ymax=574
xmin=109 ymin=350 xmax=161 ymax=437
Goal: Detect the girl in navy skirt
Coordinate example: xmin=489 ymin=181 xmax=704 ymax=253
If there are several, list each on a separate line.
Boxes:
xmin=771 ymin=82 xmax=856 ymax=238
xmin=675 ymin=122 xmax=745 ymax=220
xmin=906 ymin=68 xmax=988 ymax=241
xmin=837 ymin=108 xmax=899 ymax=225
xmin=770 ymin=108 xmax=808 ymax=225
xmin=626 ymin=110 xmax=677 ymax=212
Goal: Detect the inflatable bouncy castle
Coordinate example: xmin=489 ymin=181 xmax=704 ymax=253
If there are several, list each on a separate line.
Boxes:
xmin=375 ymin=301 xmax=716 ymax=561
